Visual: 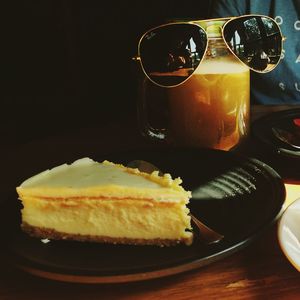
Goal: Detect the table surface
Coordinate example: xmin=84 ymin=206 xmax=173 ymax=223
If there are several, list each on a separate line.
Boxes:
xmin=1 ymin=105 xmax=300 ymax=300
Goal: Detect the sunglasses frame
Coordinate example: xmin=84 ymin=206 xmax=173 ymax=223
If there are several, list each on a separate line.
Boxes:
xmin=134 ymin=14 xmax=284 ymax=88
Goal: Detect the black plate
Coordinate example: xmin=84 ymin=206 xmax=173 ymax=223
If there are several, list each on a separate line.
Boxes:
xmin=7 ymin=148 xmax=285 ymax=283
xmin=251 ymin=108 xmax=300 ymax=182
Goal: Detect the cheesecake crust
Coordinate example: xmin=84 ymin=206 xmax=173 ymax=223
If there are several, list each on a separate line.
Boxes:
xmin=22 ymin=223 xmax=192 ymax=247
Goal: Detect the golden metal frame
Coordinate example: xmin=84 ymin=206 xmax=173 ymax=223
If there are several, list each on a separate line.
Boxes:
xmin=134 ymin=15 xmax=284 ymax=88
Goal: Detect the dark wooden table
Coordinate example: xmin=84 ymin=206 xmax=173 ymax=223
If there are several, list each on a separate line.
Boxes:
xmin=1 ymin=105 xmax=300 ymax=299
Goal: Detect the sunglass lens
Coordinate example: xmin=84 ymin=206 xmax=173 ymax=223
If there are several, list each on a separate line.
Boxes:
xmin=139 ymin=24 xmax=207 ymax=87
xmin=223 ymin=16 xmax=282 ymax=72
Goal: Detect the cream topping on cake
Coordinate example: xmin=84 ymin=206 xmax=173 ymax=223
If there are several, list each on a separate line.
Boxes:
xmin=17 ymin=158 xmax=191 ymax=202
xmin=20 ymin=158 xmax=163 ymax=189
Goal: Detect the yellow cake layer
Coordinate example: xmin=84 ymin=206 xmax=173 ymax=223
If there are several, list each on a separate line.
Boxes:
xmin=21 ymin=196 xmax=192 ymax=243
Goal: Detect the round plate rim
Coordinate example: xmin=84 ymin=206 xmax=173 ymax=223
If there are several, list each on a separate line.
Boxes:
xmin=278 ymin=198 xmax=300 ymax=272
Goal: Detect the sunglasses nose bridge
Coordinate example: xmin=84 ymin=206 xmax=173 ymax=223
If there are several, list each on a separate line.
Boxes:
xmin=205 ymin=23 xmax=224 ymax=39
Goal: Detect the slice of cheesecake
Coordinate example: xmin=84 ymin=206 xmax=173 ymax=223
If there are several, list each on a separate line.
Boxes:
xmin=16 ymin=158 xmax=193 ymax=246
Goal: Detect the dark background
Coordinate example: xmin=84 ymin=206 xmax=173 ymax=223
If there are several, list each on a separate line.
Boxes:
xmin=1 ymin=0 xmax=211 ymax=146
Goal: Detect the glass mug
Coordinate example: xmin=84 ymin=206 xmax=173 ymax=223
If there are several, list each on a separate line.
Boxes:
xmin=137 ymin=20 xmax=250 ymax=150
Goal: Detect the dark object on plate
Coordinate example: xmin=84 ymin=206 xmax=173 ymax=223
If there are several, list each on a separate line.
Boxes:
xmin=272 ymin=127 xmax=300 ymax=150
xmin=252 ymin=108 xmax=300 ymax=182
xmin=190 ymin=214 xmax=224 ymax=244
xmin=293 ymin=118 xmax=300 ymax=127
xmin=7 ymin=148 xmax=285 ymax=283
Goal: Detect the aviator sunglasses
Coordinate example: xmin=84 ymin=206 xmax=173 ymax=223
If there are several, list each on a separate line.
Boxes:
xmin=134 ymin=15 xmax=284 ymax=87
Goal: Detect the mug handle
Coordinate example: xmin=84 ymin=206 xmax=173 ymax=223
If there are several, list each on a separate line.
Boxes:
xmin=137 ymin=76 xmax=167 ymax=141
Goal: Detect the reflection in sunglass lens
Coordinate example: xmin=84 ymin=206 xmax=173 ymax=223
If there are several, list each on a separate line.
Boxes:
xmin=223 ymin=16 xmax=282 ymax=72
xmin=139 ymin=24 xmax=207 ymax=87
